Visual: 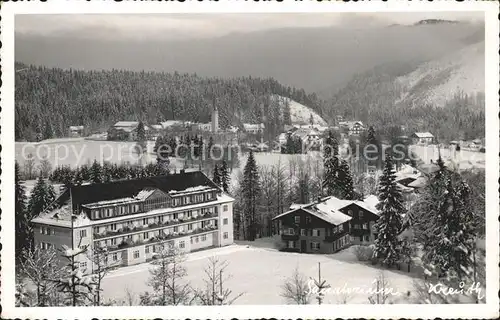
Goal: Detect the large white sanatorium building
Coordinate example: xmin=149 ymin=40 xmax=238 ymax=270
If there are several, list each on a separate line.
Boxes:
xmin=31 ymin=171 xmax=235 ymax=272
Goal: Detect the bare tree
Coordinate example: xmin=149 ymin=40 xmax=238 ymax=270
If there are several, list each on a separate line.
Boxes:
xmin=258 ymin=166 xmax=277 ymax=237
xmin=280 ymin=266 xmax=311 ymax=305
xmin=124 ymin=286 xmax=137 ymax=306
xmin=19 ymin=245 xmax=61 ymax=306
xmin=193 ymin=257 xmax=245 ymax=305
xmin=367 ymin=271 xmax=392 ymax=304
xmin=336 ymin=290 xmax=355 ymax=304
xmin=24 ymin=153 xmax=36 ymax=180
xmin=146 ymin=242 xmax=191 ymax=305
xmin=38 ymin=155 xmax=53 ymax=178
xmin=88 ymin=246 xmax=117 ymax=306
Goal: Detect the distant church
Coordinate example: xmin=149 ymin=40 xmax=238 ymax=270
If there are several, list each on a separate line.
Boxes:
xmin=211 ymin=105 xmax=219 ymax=133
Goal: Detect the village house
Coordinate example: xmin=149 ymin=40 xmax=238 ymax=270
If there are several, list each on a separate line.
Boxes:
xmin=69 ymin=125 xmax=84 ymax=137
xmin=272 ymin=195 xmax=380 ymax=253
xmin=412 ymin=132 xmax=434 ymax=145
xmin=243 ymin=123 xmax=265 ymax=134
xmin=107 ymin=121 xmax=150 ymax=141
xmin=339 ymin=121 xmax=365 ymax=136
xmin=31 ymin=171 xmax=235 ymax=272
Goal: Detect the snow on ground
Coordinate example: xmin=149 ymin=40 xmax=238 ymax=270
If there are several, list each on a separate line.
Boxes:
xmin=271 ymin=94 xmax=327 ymax=126
xmin=410 ymin=145 xmax=485 ymax=170
xmin=101 ymin=239 xmax=416 ymax=305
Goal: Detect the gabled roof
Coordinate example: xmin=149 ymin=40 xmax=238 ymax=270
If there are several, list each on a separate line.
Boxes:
xmin=114 ymin=121 xmax=139 ymax=127
xmin=273 ymin=195 xmax=379 ymax=225
xmin=413 ymin=132 xmax=434 ymax=138
xmin=54 ymin=171 xmax=220 ymax=213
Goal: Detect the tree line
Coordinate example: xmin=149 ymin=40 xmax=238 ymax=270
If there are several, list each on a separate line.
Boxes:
xmin=15 ymin=63 xmax=321 ymax=142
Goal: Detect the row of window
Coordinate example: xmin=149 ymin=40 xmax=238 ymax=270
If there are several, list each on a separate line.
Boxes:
xmin=39 ymin=242 xmax=53 ymax=249
xmin=285 ymin=225 xmax=344 ymax=236
xmin=40 ymin=227 xmax=56 ymax=235
xmin=293 ymin=210 xmax=365 ymax=224
xmin=91 ymin=205 xmax=227 ymax=236
xmin=353 ymin=223 xmax=369 ymax=230
xmin=96 ymin=220 xmax=216 ymax=247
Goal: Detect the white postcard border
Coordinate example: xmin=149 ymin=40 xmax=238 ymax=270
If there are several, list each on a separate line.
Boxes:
xmin=1 ymin=1 xmax=498 ymax=319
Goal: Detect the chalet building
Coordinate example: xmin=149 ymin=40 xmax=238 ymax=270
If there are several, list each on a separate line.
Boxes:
xmin=272 ymin=195 xmax=380 ymax=254
xmin=69 ymin=126 xmax=84 ymax=137
xmin=107 ymin=121 xmax=150 ymax=141
xmin=31 ymin=171 xmax=235 ymax=273
xmin=339 ymin=121 xmax=365 ymax=136
xmin=412 ymin=132 xmax=434 ymax=145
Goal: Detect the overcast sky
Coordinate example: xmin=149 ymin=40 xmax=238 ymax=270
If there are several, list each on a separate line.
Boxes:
xmin=16 ymin=12 xmax=484 ymax=40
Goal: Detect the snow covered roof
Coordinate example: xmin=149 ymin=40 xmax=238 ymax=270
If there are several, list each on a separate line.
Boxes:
xmin=135 ymin=188 xmax=158 ymax=201
xmin=169 ymin=185 xmax=218 ymax=195
xmin=114 ymin=121 xmax=139 ymax=127
xmin=413 ymin=132 xmax=434 ymax=138
xmin=32 ymin=205 xmax=73 ymax=227
xmin=273 ymin=195 xmax=379 ymax=225
xmin=69 ymin=126 xmax=84 ymax=130
xmin=243 ymin=123 xmax=265 ymax=130
xmin=160 ymin=120 xmax=183 ymax=128
xmin=151 ymin=124 xmax=162 ymax=130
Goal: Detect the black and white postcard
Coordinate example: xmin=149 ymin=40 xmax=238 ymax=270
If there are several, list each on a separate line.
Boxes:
xmin=1 ymin=1 xmax=499 ymax=319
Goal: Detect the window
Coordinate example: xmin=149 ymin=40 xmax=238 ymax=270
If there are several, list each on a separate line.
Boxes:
xmin=40 ymin=242 xmax=44 ymax=249
xmin=223 ymin=205 xmax=228 ymax=212
xmin=338 ymin=224 xmax=343 ymax=232
xmin=287 ymin=228 xmax=295 ymax=235
xmin=223 ymin=232 xmax=228 ymax=239
xmin=80 ymin=262 xmax=87 ymax=269
xmin=144 ymin=232 xmax=149 ymax=239
xmin=201 ymin=234 xmax=207 ymax=241
xmin=354 ymin=224 xmax=359 ymax=229
xmin=179 ymin=241 xmax=185 ymax=249
xmin=111 ymin=238 xmax=117 ymax=245
xmin=79 ymin=230 xmax=87 ymax=238
xmin=195 ymin=236 xmax=199 ymax=243
xmin=294 ymin=216 xmax=300 ymax=224
xmin=145 ymin=246 xmax=150 ymax=254
xmin=187 ymin=224 xmax=192 ymax=231
xmin=50 ymin=228 xmax=55 ymax=235
xmin=311 ymin=242 xmax=320 ymax=250
xmin=214 ymin=206 xmax=218 ymax=214
xmin=40 ymin=227 xmax=44 ymax=234
xmin=174 ymin=226 xmax=178 ymax=233
xmin=111 ymin=224 xmax=117 ymax=231
xmin=133 ymin=250 xmax=140 ymax=259
xmin=112 ymin=253 xmax=118 ymax=261
xmin=364 ymin=235 xmax=370 ymax=242
xmin=143 ymin=218 xmax=148 ymax=225
xmin=332 ymin=226 xmax=338 ymax=233
xmin=288 ymin=241 xmax=294 ymax=248
xmin=359 ymin=211 xmax=364 ymax=218
xmin=223 ymin=218 xmax=228 ymax=225
xmin=173 ymin=213 xmax=178 ymax=220
xmin=305 ymin=216 xmax=311 ymax=224
xmin=300 ymin=229 xmax=306 ymax=236
xmin=187 ymin=211 xmax=192 ymax=218
xmin=312 ymin=229 xmax=320 ymax=237
xmin=363 ymin=223 xmax=368 ymax=230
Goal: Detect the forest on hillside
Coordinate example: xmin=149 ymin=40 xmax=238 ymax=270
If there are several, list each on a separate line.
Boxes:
xmin=15 ymin=62 xmax=485 ymax=143
xmin=325 ymin=61 xmax=485 ymax=142
xmin=14 ymin=63 xmax=324 ymax=142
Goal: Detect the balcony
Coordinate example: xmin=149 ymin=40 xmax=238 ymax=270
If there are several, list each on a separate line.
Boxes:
xmin=106 ymin=225 xmax=219 ymax=252
xmin=281 ymin=234 xmax=299 ymax=241
xmin=93 ymin=212 xmax=218 ymax=240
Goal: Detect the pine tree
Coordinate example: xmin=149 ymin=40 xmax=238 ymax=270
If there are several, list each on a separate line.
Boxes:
xmin=338 ymin=160 xmax=355 ymax=200
xmin=309 ymin=113 xmax=314 ymax=125
xmin=220 ymin=160 xmax=230 ymax=193
xmin=15 ymin=161 xmax=30 ymax=259
xmin=207 ymin=136 xmax=214 ymax=160
xmin=283 ymin=99 xmax=292 ymax=126
xmin=365 ymin=126 xmax=382 ymax=169
xmin=241 ymin=151 xmax=261 ymax=240
xmin=89 ymin=160 xmax=103 ymax=184
xmin=28 ymin=175 xmax=56 ymax=220
xmin=153 ymin=135 xmax=164 ymax=154
xmin=322 ymin=132 xmax=342 ymax=198
xmin=213 ymin=164 xmax=222 ymax=187
xmin=373 ymin=152 xmax=405 ymax=267
xmin=55 ymin=245 xmax=97 ymax=306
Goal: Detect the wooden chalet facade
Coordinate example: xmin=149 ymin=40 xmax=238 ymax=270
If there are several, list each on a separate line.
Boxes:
xmin=272 ymin=195 xmax=380 ymax=254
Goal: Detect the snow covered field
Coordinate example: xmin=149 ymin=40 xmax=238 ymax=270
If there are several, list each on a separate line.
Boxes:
xmin=100 ymin=239 xmax=416 ymax=305
xmin=410 ymin=145 xmax=485 ymax=170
